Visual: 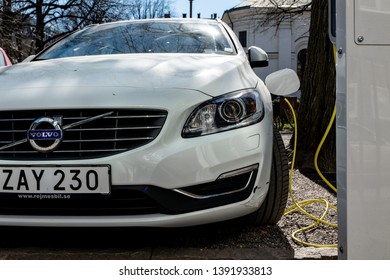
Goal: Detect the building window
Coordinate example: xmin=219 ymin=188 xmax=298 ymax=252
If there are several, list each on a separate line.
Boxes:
xmin=239 ymin=31 xmax=247 ymax=48
xmin=297 ymin=49 xmax=307 ymax=82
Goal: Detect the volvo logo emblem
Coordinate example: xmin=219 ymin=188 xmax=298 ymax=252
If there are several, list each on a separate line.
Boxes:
xmin=27 ymin=116 xmax=63 ymax=153
xmin=0 ymin=111 xmax=113 ymax=153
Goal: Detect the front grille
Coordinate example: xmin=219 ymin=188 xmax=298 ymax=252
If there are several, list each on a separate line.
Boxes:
xmin=0 ymin=109 xmax=167 ymax=160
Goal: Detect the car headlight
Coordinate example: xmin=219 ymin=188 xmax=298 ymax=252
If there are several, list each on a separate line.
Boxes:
xmin=182 ymin=89 xmax=264 ymax=138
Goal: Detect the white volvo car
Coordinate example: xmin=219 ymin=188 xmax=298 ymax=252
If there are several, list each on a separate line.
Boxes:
xmin=0 ymin=19 xmax=295 ymax=227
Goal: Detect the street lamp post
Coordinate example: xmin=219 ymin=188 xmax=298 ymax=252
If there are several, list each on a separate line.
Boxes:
xmin=189 ymin=0 xmax=194 ymax=18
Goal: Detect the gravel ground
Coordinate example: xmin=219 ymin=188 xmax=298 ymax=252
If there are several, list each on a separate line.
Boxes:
xmin=278 ymin=170 xmax=338 ymax=247
xmin=278 ymin=133 xmax=338 ymax=257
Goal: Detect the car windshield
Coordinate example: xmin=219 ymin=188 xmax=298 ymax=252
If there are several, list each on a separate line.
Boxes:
xmin=36 ymin=20 xmax=236 ymax=60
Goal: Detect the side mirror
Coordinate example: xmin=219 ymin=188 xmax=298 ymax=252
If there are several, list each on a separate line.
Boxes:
xmin=248 ymin=46 xmax=269 ymax=68
xmin=265 ymin=68 xmax=300 ymax=97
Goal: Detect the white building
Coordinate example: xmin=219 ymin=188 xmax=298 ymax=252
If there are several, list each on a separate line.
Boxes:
xmin=222 ymin=0 xmax=311 ymax=82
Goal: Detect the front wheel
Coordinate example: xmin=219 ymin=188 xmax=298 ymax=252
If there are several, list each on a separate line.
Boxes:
xmin=248 ymin=126 xmax=289 ymax=225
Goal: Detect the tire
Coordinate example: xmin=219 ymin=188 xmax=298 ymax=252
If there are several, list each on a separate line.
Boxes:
xmin=248 ymin=126 xmax=289 ymax=225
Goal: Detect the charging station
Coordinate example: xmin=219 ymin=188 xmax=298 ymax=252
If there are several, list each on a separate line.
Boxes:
xmin=333 ymin=0 xmax=390 ymax=259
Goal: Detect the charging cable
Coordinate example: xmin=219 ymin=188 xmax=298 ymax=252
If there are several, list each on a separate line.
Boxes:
xmin=283 ymin=98 xmax=337 ymax=248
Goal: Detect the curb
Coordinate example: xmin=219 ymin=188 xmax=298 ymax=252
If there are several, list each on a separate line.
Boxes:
xmin=294 ymin=248 xmax=338 ymax=260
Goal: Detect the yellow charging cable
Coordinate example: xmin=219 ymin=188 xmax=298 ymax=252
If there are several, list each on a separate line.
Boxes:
xmin=283 ymin=98 xmax=338 ymax=248
xmin=314 ymin=104 xmax=337 ymax=193
xmin=314 ymin=46 xmax=338 ymax=193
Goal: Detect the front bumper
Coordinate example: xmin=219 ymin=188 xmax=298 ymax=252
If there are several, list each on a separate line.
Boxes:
xmin=0 ymin=111 xmax=273 ymax=227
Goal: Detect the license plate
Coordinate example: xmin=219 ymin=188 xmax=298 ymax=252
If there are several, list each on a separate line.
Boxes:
xmin=0 ymin=166 xmax=110 ymax=194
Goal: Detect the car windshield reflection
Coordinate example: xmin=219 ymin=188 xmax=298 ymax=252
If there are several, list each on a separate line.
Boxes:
xmin=37 ymin=20 xmax=236 ymax=60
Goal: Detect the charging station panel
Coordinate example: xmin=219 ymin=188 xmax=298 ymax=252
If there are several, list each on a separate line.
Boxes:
xmin=354 ymin=0 xmax=390 ymax=45
xmin=337 ymin=0 xmax=390 ymax=259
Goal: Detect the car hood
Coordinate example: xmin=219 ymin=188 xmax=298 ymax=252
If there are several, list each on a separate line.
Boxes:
xmin=0 ymin=54 xmax=257 ymax=95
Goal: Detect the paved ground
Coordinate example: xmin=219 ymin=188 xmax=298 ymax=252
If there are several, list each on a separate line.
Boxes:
xmin=0 ymin=220 xmax=337 ymax=260
xmin=0 ymin=224 xmax=291 ymax=260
